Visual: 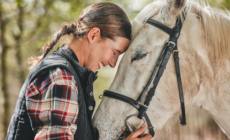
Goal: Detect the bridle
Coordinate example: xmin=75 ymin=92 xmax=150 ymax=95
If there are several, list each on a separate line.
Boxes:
xmin=103 ymin=11 xmax=187 ymax=137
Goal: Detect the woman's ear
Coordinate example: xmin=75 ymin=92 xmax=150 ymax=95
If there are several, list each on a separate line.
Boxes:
xmin=88 ymin=28 xmax=101 ymax=43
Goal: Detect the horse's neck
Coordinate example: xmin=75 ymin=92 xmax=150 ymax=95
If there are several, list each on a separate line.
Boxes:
xmin=177 ymin=22 xmax=230 ymax=136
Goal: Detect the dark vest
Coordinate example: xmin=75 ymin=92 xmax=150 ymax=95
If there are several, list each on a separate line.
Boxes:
xmin=6 ymin=46 xmax=99 ymax=140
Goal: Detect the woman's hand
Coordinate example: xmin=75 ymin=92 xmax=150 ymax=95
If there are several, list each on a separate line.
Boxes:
xmin=125 ymin=123 xmax=152 ymax=140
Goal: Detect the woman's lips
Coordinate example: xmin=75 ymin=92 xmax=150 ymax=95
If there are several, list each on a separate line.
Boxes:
xmin=98 ymin=62 xmax=104 ymax=69
xmin=101 ymin=62 xmax=106 ymax=67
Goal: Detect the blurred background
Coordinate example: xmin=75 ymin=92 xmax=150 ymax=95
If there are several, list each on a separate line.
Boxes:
xmin=0 ymin=0 xmax=230 ymax=140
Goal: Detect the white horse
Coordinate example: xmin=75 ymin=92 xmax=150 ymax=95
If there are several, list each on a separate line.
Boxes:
xmin=93 ymin=0 xmax=230 ymax=139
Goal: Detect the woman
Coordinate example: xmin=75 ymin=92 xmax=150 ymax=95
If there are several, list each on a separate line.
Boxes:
xmin=6 ymin=2 xmax=152 ymax=140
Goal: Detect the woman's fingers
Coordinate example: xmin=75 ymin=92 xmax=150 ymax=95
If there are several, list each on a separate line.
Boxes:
xmin=139 ymin=134 xmax=152 ymax=140
xmin=125 ymin=123 xmax=152 ymax=140
xmin=131 ymin=123 xmax=146 ymax=138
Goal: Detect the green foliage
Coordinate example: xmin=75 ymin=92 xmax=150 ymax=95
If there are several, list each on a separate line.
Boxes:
xmin=222 ymin=0 xmax=230 ymax=9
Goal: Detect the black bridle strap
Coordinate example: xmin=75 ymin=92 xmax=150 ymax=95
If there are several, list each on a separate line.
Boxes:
xmin=137 ymin=17 xmax=184 ymax=119
xmin=143 ymin=113 xmax=155 ymax=136
xmin=137 ymin=42 xmax=176 ymax=118
xmin=136 ymin=18 xmax=182 ymax=104
xmin=136 ymin=41 xmax=168 ymax=103
xmin=146 ymin=19 xmax=173 ymax=35
xmin=173 ymin=46 xmax=186 ymax=125
xmin=104 ymin=90 xmax=141 ymax=110
xmin=104 ymin=91 xmax=155 ymax=136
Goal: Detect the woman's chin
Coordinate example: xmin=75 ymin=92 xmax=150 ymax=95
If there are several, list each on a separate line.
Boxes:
xmin=90 ymin=66 xmax=99 ymax=72
xmin=90 ymin=63 xmax=105 ymax=72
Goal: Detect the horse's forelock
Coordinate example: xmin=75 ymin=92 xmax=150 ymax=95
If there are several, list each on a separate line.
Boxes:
xmin=132 ymin=0 xmax=163 ymax=39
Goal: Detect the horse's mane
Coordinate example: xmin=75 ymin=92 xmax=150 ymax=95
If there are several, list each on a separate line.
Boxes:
xmin=198 ymin=2 xmax=230 ymax=60
xmin=132 ymin=0 xmax=230 ymax=60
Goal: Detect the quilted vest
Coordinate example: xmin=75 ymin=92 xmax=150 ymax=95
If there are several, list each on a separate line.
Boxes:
xmin=6 ymin=46 xmax=99 ymax=140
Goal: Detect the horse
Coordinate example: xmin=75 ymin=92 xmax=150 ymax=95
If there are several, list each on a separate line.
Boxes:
xmin=93 ymin=0 xmax=230 ymax=139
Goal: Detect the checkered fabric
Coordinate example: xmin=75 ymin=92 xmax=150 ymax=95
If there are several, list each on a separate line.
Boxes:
xmin=26 ymin=47 xmax=79 ymax=140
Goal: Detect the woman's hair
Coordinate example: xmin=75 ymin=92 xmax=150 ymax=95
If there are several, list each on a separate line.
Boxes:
xmin=29 ymin=2 xmax=132 ymax=70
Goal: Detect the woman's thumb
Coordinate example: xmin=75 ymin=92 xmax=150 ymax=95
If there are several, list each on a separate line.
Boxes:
xmin=132 ymin=123 xmax=146 ymax=138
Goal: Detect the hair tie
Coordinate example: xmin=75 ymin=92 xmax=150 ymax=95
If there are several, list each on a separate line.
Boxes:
xmin=76 ymin=22 xmax=82 ymax=34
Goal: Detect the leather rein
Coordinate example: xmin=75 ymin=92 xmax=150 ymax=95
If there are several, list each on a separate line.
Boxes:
xmin=103 ymin=13 xmax=187 ymax=137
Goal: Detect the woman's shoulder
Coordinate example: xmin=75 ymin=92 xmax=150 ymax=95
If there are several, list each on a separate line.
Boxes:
xmin=29 ymin=67 xmax=78 ymax=92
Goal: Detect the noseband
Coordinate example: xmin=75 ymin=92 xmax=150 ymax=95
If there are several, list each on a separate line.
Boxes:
xmin=103 ymin=13 xmax=187 ymax=137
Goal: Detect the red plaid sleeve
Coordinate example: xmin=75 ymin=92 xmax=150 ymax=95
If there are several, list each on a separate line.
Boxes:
xmin=26 ymin=67 xmax=79 ymax=140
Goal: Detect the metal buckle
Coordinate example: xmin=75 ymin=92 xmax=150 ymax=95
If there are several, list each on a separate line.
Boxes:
xmin=125 ymin=115 xmax=146 ymax=133
xmin=173 ymin=50 xmax=179 ymax=55
xmin=167 ymin=41 xmax=176 ymax=48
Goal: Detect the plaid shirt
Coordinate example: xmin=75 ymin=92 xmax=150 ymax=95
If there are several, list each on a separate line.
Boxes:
xmin=26 ymin=47 xmax=79 ymax=140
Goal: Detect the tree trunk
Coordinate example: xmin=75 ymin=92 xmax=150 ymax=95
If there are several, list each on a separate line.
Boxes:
xmin=0 ymin=1 xmax=10 ymax=139
xmin=1 ymin=45 xmax=9 ymax=139
xmin=14 ymin=2 xmax=26 ymax=85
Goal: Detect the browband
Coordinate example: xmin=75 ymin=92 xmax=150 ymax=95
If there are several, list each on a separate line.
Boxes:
xmin=146 ymin=19 xmax=173 ymax=35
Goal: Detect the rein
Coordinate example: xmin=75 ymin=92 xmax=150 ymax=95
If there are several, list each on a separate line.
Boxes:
xmin=103 ymin=13 xmax=187 ymax=137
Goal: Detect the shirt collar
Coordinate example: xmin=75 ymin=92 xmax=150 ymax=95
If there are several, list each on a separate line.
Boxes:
xmin=64 ymin=45 xmax=79 ymax=62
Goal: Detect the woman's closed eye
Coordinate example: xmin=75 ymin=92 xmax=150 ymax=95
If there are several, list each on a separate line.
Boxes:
xmin=113 ymin=49 xmax=122 ymax=56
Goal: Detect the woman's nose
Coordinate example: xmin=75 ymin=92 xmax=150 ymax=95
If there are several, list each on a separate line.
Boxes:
xmin=109 ymin=57 xmax=118 ymax=68
xmin=109 ymin=61 xmax=116 ymax=68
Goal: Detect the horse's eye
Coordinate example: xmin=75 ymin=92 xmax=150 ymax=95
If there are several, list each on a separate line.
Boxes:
xmin=131 ymin=52 xmax=148 ymax=63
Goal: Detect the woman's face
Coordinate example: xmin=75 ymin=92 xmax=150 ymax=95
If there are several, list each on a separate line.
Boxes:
xmin=86 ymin=35 xmax=130 ymax=72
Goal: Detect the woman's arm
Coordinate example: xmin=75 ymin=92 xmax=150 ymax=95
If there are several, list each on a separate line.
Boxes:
xmin=26 ymin=68 xmax=79 ymax=140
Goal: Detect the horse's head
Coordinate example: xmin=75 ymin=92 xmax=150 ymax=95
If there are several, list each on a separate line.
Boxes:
xmin=93 ymin=0 xmax=230 ymax=139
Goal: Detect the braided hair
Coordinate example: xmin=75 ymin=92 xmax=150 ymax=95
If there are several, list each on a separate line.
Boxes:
xmin=42 ymin=23 xmax=83 ymax=58
xmin=28 ymin=23 xmax=81 ymax=70
xmin=29 ymin=2 xmax=132 ymax=70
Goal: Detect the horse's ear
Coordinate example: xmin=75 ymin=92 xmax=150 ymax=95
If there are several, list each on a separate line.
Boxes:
xmin=158 ymin=0 xmax=186 ymax=22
